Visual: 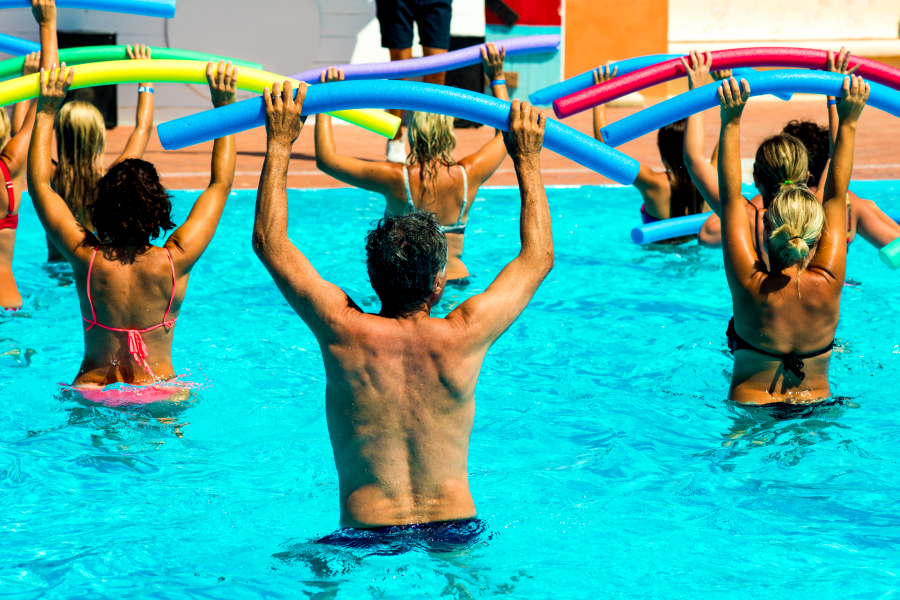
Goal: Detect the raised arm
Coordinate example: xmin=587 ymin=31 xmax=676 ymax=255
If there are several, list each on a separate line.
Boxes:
xmin=717 ymin=77 xmax=762 ymax=282
xmin=115 ymin=45 xmax=155 ymax=163
xmin=591 ymin=64 xmax=616 ymax=141
xmin=460 ymin=42 xmax=511 ymax=187
xmin=449 ymin=100 xmax=553 ymax=348
xmin=810 ymin=75 xmax=868 ymax=279
xmin=682 ymin=50 xmax=726 ymax=215
xmin=816 ymin=47 xmax=858 ymax=201
xmin=165 ymin=62 xmax=237 ymax=271
xmin=253 ymin=80 xmax=352 ymax=338
xmin=314 ymin=67 xmax=398 ymax=194
xmin=10 ymin=53 xmax=40 ymax=135
xmin=27 ymin=65 xmax=88 ymax=262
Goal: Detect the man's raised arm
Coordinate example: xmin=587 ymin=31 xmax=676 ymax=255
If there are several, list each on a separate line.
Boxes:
xmin=252 ymin=81 xmax=356 ymax=336
xmin=450 ymin=100 xmax=554 ymax=347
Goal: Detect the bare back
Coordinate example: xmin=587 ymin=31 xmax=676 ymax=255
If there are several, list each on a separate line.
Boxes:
xmin=321 ymin=308 xmax=484 ymax=527
xmin=70 ymin=244 xmax=187 ymax=386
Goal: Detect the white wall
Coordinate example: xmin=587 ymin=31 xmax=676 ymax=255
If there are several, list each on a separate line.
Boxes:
xmin=0 ymin=0 xmax=486 ymax=123
xmin=669 ymin=0 xmax=900 ymax=55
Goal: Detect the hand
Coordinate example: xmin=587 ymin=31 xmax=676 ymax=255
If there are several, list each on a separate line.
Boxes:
xmin=22 ymin=51 xmax=40 ymax=76
xmin=126 ymin=44 xmax=151 ymax=61
xmin=264 ymin=80 xmax=307 ymax=148
xmin=838 ymin=74 xmax=869 ymax=123
xmin=36 ymin=64 xmax=73 ymax=116
xmin=503 ymin=99 xmax=545 ymax=161
xmin=592 ymin=64 xmax=618 ymax=85
xmin=481 ymin=42 xmax=506 ymax=80
xmin=318 ymin=66 xmax=344 ymax=83
xmin=711 ymin=69 xmax=732 ymax=82
xmin=681 ymin=50 xmax=713 ymax=90
xmin=31 ymin=0 xmax=55 ymax=26
xmin=717 ymin=77 xmax=751 ymax=123
xmin=826 ymin=46 xmax=860 ymax=76
xmin=207 ymin=61 xmax=238 ymax=108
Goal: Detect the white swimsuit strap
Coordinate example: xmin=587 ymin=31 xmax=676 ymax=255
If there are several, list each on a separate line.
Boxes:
xmin=402 ymin=165 xmax=414 ymax=212
xmin=456 ymin=164 xmax=468 ymax=226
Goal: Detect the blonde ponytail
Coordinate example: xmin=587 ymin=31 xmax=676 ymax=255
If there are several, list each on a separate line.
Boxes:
xmin=766 ymin=184 xmax=825 ymax=267
xmin=753 ymin=134 xmax=809 ymax=202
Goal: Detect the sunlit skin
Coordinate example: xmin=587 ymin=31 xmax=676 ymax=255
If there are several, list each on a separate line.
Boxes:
xmin=314 ymin=43 xmax=510 ymax=281
xmin=255 ymin=83 xmax=553 ymax=528
xmin=27 ymin=61 xmax=238 ymax=387
xmin=0 ymin=0 xmax=57 ymax=309
xmin=716 ymin=74 xmax=868 ymax=404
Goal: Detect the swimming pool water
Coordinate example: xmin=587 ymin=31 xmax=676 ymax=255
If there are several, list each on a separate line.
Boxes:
xmin=2 ymin=182 xmax=900 ymax=599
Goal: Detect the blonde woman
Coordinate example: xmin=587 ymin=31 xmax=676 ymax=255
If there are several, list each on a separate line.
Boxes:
xmin=314 ymin=43 xmax=510 ymax=283
xmin=716 ymin=74 xmax=867 ymax=405
xmin=1 ymin=0 xmax=59 ymax=309
xmin=46 ymin=44 xmax=156 ymax=262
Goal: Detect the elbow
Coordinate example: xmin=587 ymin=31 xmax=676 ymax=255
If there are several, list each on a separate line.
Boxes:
xmin=251 ymin=230 xmax=268 ymax=261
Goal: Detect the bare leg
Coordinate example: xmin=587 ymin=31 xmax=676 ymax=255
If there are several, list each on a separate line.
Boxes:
xmin=422 ymin=46 xmax=448 ymax=86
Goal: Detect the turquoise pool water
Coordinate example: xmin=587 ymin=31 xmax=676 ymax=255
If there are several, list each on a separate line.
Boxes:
xmin=2 ymin=183 xmax=900 ymax=598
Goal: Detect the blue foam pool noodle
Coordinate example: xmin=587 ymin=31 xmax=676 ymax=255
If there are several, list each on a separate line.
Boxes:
xmin=157 ymin=80 xmax=641 ymax=186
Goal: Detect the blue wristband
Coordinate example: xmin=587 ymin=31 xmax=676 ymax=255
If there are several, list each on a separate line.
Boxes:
xmin=827 ymin=99 xmax=837 ymax=107
xmin=138 ymin=86 xmax=154 ymax=94
xmin=490 ymin=79 xmax=506 ymax=87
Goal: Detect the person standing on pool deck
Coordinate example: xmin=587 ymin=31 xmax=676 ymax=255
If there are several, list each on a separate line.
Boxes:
xmin=376 ymin=0 xmax=452 ymax=162
xmin=315 ymin=43 xmax=510 ymax=284
xmin=0 ymin=0 xmax=58 ymax=310
xmin=45 ymin=40 xmax=158 ymax=262
xmin=716 ymin=74 xmax=867 ymax=404
xmin=27 ymin=61 xmax=238 ymax=389
xmin=254 ymin=82 xmax=553 ymax=530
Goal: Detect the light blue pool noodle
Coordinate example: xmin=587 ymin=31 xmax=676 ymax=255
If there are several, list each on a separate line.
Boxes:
xmin=0 ymin=32 xmax=38 ymax=56
xmin=157 ymin=80 xmax=640 ymax=185
xmin=529 ymin=53 xmax=792 ymax=106
xmin=602 ymin=71 xmax=900 ymax=147
xmin=631 ymin=212 xmax=713 ymax=244
xmin=0 ymin=0 xmax=175 ymax=17
xmin=633 ymin=207 xmax=900 ymax=247
xmin=879 ymin=236 xmax=900 ymax=269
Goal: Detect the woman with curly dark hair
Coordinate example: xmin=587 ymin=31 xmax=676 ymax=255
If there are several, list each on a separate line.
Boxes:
xmin=27 ymin=61 xmax=238 ymax=391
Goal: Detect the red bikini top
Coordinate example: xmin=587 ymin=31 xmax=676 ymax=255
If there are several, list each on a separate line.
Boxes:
xmin=0 ymin=159 xmax=17 ymax=231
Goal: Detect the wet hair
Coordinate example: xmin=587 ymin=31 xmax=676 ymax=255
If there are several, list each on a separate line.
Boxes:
xmin=0 ymin=108 xmax=10 ymax=150
xmin=365 ymin=211 xmax=448 ymax=315
xmin=656 ymin=119 xmax=704 ymax=217
xmin=766 ymin=183 xmax=824 ymax=267
xmin=90 ymin=158 xmax=175 ymax=246
xmin=407 ymin=111 xmax=457 ymax=194
xmin=53 ymin=101 xmax=106 ymax=227
xmin=782 ymin=120 xmax=829 ymax=187
xmin=752 ymin=134 xmax=809 ymax=206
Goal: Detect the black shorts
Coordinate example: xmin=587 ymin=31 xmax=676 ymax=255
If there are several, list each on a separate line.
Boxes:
xmin=376 ymin=0 xmax=452 ymax=50
xmin=315 ymin=517 xmax=488 ymax=556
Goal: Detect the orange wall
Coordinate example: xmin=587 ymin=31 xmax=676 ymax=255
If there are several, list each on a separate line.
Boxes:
xmin=564 ymin=0 xmax=669 ymax=99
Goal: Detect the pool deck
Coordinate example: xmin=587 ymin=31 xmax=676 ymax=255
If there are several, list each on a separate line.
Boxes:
xmin=116 ymin=99 xmax=900 ymax=190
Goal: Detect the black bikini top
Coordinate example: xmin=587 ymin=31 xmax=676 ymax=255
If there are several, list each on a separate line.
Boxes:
xmin=726 ymin=318 xmax=834 ymax=381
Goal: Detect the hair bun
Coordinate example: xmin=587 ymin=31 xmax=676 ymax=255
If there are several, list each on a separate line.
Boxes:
xmin=788 ymin=235 xmax=810 ymax=258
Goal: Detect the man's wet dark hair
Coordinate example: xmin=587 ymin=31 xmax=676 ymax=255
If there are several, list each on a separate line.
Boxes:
xmin=365 ymin=211 xmax=448 ymax=315
xmin=782 ymin=120 xmax=830 ymax=187
xmin=90 ymin=158 xmax=175 ymax=245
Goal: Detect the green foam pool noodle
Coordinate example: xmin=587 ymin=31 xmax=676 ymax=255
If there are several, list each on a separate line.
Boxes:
xmin=878 ymin=237 xmax=900 ymax=270
xmin=0 ymin=46 xmax=262 ymax=81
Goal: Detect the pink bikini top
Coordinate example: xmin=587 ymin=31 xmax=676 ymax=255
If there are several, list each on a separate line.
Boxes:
xmin=0 ymin=159 xmax=18 ymax=231
xmin=83 ymin=246 xmax=178 ymax=376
